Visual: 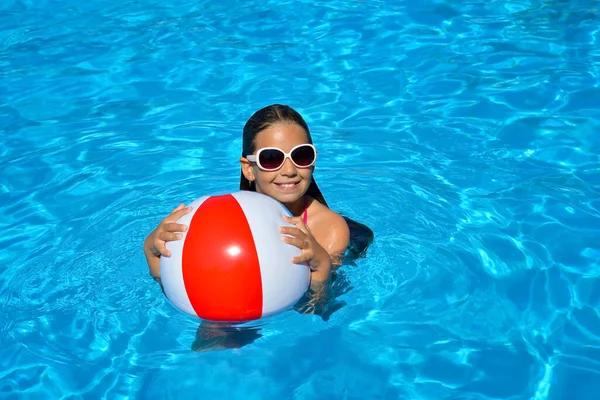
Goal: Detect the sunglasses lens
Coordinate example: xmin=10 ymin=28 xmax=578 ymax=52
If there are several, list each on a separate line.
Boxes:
xmin=291 ymin=145 xmax=315 ymax=167
xmin=259 ymin=149 xmax=285 ymax=170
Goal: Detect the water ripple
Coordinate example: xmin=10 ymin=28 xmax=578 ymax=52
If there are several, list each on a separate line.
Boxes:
xmin=2 ymin=0 xmax=600 ymax=398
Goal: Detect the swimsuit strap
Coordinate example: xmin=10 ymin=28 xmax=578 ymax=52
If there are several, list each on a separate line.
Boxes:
xmin=302 ymin=195 xmax=308 ymax=224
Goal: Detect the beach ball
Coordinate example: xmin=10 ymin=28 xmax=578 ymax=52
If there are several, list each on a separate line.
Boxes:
xmin=160 ymin=191 xmax=311 ymax=322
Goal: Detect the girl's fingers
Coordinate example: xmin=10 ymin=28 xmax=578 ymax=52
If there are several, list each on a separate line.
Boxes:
xmin=170 ymin=204 xmax=185 ymax=214
xmin=283 ymin=215 xmax=304 ymax=226
xmin=164 ymin=222 xmax=188 ymax=233
xmin=156 ymin=242 xmax=171 ymax=257
xmin=279 ymin=226 xmax=303 ymax=236
xmin=281 ymin=235 xmax=307 ymax=249
xmin=158 ymin=231 xmax=183 ymax=242
xmin=282 ymin=215 xmax=310 ymax=234
xmin=169 ymin=206 xmax=193 ymax=221
xmin=292 ymin=253 xmax=311 ymax=265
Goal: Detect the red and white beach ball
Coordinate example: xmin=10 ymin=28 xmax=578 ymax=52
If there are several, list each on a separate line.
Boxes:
xmin=160 ymin=191 xmax=311 ymax=322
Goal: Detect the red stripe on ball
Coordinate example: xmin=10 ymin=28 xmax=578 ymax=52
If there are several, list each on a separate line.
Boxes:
xmin=182 ymin=194 xmax=263 ymax=321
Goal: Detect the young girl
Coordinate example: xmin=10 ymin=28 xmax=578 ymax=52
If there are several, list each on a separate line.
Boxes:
xmin=144 ymin=104 xmax=372 ymax=286
xmin=143 ymin=104 xmax=373 ymax=350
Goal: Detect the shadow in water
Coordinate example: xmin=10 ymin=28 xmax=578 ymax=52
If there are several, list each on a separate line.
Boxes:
xmin=191 ymin=322 xmax=264 ymax=352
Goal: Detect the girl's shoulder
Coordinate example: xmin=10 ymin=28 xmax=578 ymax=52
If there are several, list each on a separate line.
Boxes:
xmin=307 ymin=197 xmax=350 ymax=236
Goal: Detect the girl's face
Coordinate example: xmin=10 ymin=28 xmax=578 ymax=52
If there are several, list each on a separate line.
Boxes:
xmin=241 ymin=123 xmax=316 ymax=207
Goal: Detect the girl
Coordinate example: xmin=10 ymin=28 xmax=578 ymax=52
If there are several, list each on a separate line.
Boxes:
xmin=143 ymin=104 xmax=373 ymax=351
xmin=144 ymin=104 xmax=373 ymax=286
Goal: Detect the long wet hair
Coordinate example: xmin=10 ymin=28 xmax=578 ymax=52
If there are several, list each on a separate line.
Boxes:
xmin=239 ymin=104 xmax=374 ymax=260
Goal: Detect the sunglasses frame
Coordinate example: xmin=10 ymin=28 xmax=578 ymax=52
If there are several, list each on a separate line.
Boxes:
xmin=246 ymin=144 xmax=318 ymax=171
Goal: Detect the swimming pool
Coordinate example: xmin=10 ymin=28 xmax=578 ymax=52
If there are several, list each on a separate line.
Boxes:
xmin=1 ymin=0 xmax=599 ymax=398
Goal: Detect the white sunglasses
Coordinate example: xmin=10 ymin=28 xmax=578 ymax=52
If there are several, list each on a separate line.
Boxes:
xmin=246 ymin=144 xmax=317 ymax=171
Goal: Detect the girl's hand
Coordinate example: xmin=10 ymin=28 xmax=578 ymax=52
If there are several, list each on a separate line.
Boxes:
xmin=279 ymin=215 xmax=331 ymax=282
xmin=146 ymin=204 xmax=193 ymax=258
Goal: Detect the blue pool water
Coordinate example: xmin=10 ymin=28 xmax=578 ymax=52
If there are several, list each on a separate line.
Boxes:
xmin=1 ymin=0 xmax=600 ymax=398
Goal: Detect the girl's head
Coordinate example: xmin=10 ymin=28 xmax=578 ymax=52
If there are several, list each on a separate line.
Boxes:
xmin=239 ymin=104 xmax=328 ymax=209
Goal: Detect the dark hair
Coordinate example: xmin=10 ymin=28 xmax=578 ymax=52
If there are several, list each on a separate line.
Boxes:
xmin=239 ymin=104 xmax=374 ymax=260
xmin=239 ymin=104 xmax=328 ymax=206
